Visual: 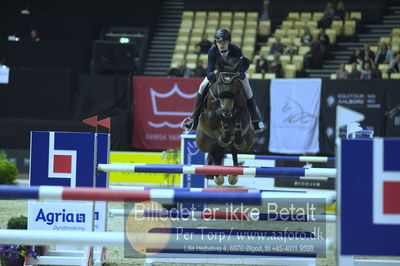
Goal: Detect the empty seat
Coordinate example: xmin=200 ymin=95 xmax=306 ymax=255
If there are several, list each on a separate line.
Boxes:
xmin=284 ymin=64 xmax=296 ymax=78
xmin=300 ymin=12 xmax=312 ymax=21
xmin=331 ymin=20 xmax=343 ymax=35
xmin=391 ymin=73 xmax=400 ymax=79
xmin=220 ymin=11 xmax=232 ymax=19
xmin=182 ymin=11 xmax=194 ymax=20
xmin=186 ymin=54 xmax=198 ymax=64
xmin=294 ymin=21 xmax=305 ymax=30
xmin=292 ymin=55 xmax=304 ymax=70
xmin=264 ymin=73 xmax=276 ymax=79
xmin=282 ymin=21 xmax=294 ymax=30
xmin=379 ymin=36 xmax=391 ymax=45
xmin=274 ymin=29 xmax=287 ymax=38
xmin=246 ymin=12 xmax=258 ymax=20
xmin=208 ymin=11 xmax=219 ymax=20
xmin=313 ymin=12 xmax=323 ymax=21
xmin=298 ymin=46 xmax=310 ymax=56
xmin=195 ymin=11 xmax=207 ymax=20
xmin=251 ymin=73 xmax=264 ymax=79
xmin=280 ymin=55 xmax=291 ymax=68
xmin=258 ymin=21 xmax=271 ymax=36
xmin=287 ymin=12 xmax=300 ymax=21
xmin=378 ymin=64 xmax=389 ymax=73
xmin=344 ymin=20 xmax=356 ymax=36
xmin=326 ymin=29 xmax=337 ymax=44
xmin=349 ymin=12 xmax=362 ymax=20
xmin=287 ymin=29 xmax=299 ymax=38
xmin=260 ymin=46 xmax=271 ymax=55
xmin=345 ymin=64 xmax=353 ymax=73
xmin=330 ymin=73 xmax=337 ymax=79
xmin=392 ymin=28 xmax=400 ymax=37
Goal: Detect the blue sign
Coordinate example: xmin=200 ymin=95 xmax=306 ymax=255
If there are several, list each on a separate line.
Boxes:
xmin=30 ymin=131 xmax=109 ymax=188
xmin=181 ymin=133 xmax=205 ymax=189
xmin=96 ymin=133 xmax=110 ymax=188
xmin=340 ymin=138 xmax=400 ymax=256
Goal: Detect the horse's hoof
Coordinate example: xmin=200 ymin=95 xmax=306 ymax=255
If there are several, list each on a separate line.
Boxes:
xmin=214 ymin=175 xmax=224 ymax=186
xmin=228 ymin=175 xmax=238 ymax=185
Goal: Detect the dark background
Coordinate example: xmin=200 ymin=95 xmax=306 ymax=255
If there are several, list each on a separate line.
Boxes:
xmin=0 ymin=0 xmax=398 ymax=154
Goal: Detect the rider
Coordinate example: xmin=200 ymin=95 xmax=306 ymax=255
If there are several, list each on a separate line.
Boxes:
xmin=181 ymin=28 xmax=265 ymax=133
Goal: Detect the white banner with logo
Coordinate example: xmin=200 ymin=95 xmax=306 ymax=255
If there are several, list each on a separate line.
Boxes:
xmin=269 ymin=78 xmax=321 ymax=154
xmin=0 ymin=66 xmax=10 ymax=84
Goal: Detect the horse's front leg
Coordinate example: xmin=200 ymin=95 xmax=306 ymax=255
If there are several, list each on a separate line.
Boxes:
xmin=233 ymin=118 xmax=247 ymax=151
xmin=217 ymin=119 xmax=231 ymax=147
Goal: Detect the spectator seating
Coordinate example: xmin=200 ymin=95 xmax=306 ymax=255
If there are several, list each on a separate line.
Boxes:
xmin=331 ymin=27 xmax=400 ymax=80
xmin=257 ymin=10 xmax=361 ymax=78
xmin=171 ymin=11 xmax=268 ymax=70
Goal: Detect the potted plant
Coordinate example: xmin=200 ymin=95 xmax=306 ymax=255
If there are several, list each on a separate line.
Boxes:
xmin=0 ymin=216 xmax=39 ymax=266
xmin=0 ymin=151 xmax=18 ymax=185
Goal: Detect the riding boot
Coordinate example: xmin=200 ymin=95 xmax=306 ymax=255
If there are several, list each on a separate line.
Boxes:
xmin=181 ymin=93 xmax=203 ymax=131
xmin=247 ymin=97 xmax=265 ymax=133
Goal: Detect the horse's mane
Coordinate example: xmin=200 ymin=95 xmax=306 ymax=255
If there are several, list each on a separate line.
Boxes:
xmin=217 ymin=57 xmax=242 ymax=73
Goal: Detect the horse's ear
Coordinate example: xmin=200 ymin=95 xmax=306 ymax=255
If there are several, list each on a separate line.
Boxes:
xmin=233 ymin=59 xmax=243 ymax=72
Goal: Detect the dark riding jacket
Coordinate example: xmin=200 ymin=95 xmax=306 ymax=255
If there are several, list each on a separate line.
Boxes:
xmin=206 ymin=44 xmax=250 ymax=81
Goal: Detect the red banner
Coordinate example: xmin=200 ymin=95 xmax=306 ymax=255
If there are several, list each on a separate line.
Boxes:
xmin=132 ymin=76 xmax=203 ymax=150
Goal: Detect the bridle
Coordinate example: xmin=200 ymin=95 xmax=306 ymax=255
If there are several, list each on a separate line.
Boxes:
xmin=209 ymin=72 xmax=240 ymax=103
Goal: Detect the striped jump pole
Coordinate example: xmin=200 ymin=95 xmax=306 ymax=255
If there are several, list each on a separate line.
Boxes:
xmin=0 ymin=229 xmax=123 ymax=246
xmin=108 ymin=209 xmax=337 ymax=222
xmin=0 ymin=185 xmax=335 ymax=205
xmin=97 ymin=163 xmax=337 ymax=178
xmin=225 ymin=154 xmax=335 ymax=163
xmin=0 ymin=228 xmax=332 ymax=256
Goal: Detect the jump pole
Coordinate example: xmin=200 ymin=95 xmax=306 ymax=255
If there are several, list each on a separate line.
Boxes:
xmin=107 ymin=209 xmax=337 ymax=222
xmin=97 ymin=163 xmax=337 ymax=178
xmin=0 ymin=229 xmax=331 ymax=255
xmin=0 ymin=185 xmax=335 ymax=205
xmin=225 ymin=154 xmax=335 ymax=163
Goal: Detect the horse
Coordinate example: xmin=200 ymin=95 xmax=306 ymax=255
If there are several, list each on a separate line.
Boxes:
xmin=196 ymin=57 xmax=255 ymax=186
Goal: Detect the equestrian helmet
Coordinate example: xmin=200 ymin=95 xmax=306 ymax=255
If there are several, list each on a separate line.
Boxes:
xmin=214 ymin=29 xmax=231 ymax=42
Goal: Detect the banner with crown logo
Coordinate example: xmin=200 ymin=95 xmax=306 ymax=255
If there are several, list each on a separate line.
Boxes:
xmin=132 ymin=76 xmax=202 ymax=150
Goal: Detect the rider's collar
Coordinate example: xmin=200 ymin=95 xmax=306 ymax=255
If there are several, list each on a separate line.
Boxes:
xmin=219 ymin=50 xmax=229 ymax=56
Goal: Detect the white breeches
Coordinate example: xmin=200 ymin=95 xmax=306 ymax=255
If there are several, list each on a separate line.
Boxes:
xmin=198 ymin=74 xmax=253 ymax=99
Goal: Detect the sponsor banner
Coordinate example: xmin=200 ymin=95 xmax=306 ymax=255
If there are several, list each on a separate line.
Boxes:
xmin=110 ymin=152 xmax=180 ymax=185
xmin=340 ymin=138 xmax=400 ymax=256
xmin=29 ymin=131 xmax=109 ymax=232
xmin=320 ymin=80 xmax=387 ymax=155
xmin=132 ymin=76 xmax=202 ymax=150
xmin=30 ymin=131 xmax=96 ymax=187
xmin=28 ymin=202 xmax=94 ymax=232
xmin=269 ymin=79 xmax=321 ymax=154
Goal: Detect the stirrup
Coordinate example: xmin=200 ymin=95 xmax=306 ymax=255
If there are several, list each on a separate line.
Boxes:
xmin=181 ymin=117 xmax=194 ymax=131
xmin=253 ymin=121 xmax=265 ymax=133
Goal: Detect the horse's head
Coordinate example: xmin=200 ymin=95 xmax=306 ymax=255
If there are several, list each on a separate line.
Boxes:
xmin=214 ymin=58 xmax=243 ymax=118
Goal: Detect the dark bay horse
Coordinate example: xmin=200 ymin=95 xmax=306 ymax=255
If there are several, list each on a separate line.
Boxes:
xmin=196 ymin=57 xmax=254 ymax=185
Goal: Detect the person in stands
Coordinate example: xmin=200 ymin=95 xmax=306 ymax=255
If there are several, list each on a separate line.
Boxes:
xmin=195 ymin=33 xmax=212 ymax=54
xmin=181 ymin=29 xmax=264 ymax=133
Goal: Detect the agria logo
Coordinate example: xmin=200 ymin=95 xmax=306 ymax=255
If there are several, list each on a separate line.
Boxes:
xmin=35 ymin=208 xmax=86 ymax=225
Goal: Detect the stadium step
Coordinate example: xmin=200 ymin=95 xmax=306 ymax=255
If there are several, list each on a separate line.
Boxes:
xmin=144 ymin=0 xmax=184 ymax=76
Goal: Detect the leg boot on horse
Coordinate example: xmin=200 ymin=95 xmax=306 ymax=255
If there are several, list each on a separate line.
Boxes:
xmin=181 ymin=93 xmax=203 ymax=131
xmin=247 ymin=96 xmax=265 ymax=133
